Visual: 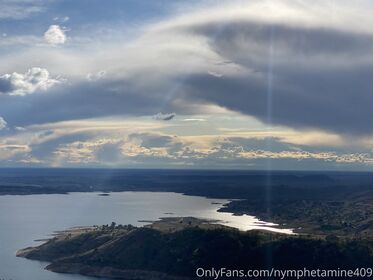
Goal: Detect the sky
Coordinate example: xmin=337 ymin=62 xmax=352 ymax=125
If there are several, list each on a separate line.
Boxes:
xmin=0 ymin=0 xmax=373 ymax=170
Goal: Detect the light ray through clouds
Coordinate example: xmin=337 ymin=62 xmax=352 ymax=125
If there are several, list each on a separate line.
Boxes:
xmin=155 ymin=2 xmax=238 ymax=116
xmin=265 ymin=25 xmax=275 ymax=267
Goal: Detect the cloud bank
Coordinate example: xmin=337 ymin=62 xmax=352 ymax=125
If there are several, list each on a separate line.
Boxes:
xmin=0 ymin=0 xmax=370 ymax=135
xmin=0 ymin=68 xmax=61 ymax=96
xmin=1 ymin=0 xmax=373 ymax=169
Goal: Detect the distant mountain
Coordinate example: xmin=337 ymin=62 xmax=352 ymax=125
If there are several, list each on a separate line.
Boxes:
xmin=0 ymin=168 xmax=340 ymax=196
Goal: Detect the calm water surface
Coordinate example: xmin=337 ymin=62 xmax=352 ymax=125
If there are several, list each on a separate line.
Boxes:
xmin=0 ymin=192 xmax=292 ymax=280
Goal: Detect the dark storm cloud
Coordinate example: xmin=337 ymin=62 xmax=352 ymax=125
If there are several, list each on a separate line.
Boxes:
xmin=173 ymin=19 xmax=373 ymax=135
xmin=181 ymin=69 xmax=373 ymax=135
xmin=189 ymin=21 xmax=373 ymax=61
xmin=0 ymin=78 xmax=175 ymax=127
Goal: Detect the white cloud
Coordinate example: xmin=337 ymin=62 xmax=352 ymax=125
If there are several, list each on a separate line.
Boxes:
xmin=207 ymin=71 xmax=223 ymax=78
xmin=86 ymin=70 xmax=106 ymax=81
xmin=44 ymin=25 xmax=66 ymax=45
xmin=53 ymin=16 xmax=70 ymax=23
xmin=0 ymin=117 xmax=7 ymax=130
xmin=183 ymin=118 xmax=206 ymax=122
xmin=15 ymin=126 xmax=26 ymax=131
xmin=0 ymin=67 xmax=61 ymax=96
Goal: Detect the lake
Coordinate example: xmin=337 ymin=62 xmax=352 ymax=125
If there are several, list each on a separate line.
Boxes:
xmin=0 ymin=192 xmax=292 ymax=280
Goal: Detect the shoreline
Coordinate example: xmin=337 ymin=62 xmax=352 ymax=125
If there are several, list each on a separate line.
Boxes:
xmin=15 ymin=217 xmax=291 ymax=279
xmin=16 ymin=217 xmax=373 ymax=280
xmin=1 ymin=190 xmax=295 ymax=234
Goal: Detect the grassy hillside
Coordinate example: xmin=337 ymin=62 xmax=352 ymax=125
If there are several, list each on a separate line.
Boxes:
xmin=17 ymin=219 xmax=373 ymax=279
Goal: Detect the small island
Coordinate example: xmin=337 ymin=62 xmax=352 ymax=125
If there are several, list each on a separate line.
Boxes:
xmin=98 ymin=193 xmax=110 ymax=196
xmin=17 ymin=217 xmax=373 ymax=280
